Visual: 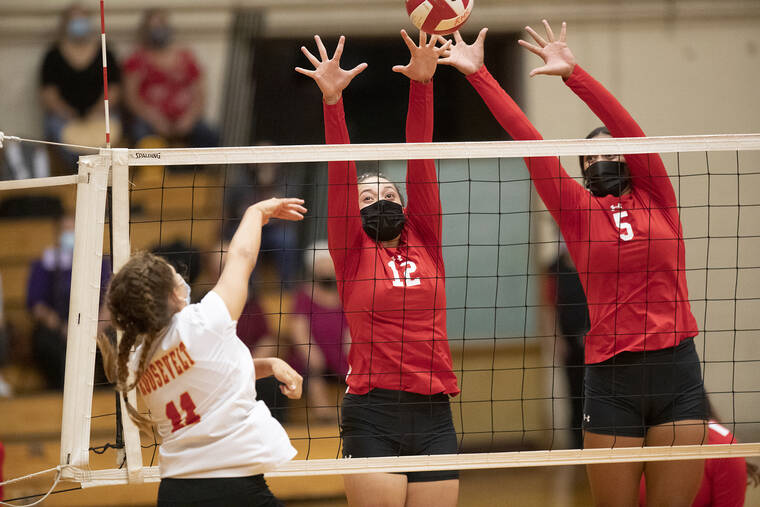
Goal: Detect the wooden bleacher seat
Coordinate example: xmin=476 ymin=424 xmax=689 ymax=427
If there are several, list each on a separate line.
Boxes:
xmin=130 ymin=167 xmax=226 ymax=221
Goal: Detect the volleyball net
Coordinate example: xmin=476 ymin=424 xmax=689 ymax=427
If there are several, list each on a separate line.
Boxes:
xmin=2 ymin=134 xmax=759 ymax=490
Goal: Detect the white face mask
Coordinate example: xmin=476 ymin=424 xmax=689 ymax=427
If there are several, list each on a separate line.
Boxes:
xmin=60 ymin=230 xmax=75 ymax=251
xmin=180 ymin=278 xmax=191 ymax=306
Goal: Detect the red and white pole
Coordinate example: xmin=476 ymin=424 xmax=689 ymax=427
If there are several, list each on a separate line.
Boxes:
xmin=100 ymin=0 xmax=111 ymax=148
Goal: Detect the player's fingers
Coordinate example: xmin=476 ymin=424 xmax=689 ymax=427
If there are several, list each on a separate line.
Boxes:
xmin=560 ymin=21 xmax=567 ymax=42
xmin=518 ymin=39 xmax=543 ymax=56
xmin=529 ymin=64 xmax=551 ymax=77
xmin=525 ymin=25 xmax=547 ymax=47
xmin=286 ymin=203 xmax=308 ymax=214
xmin=419 ymin=29 xmax=426 ymax=47
xmin=453 ymin=30 xmax=464 ymax=44
xmin=300 ymin=46 xmax=321 ymax=67
xmin=294 ymin=67 xmax=315 ymax=77
xmin=333 ymin=35 xmax=345 ymax=61
xmin=439 ymin=39 xmax=453 ymax=52
xmin=349 ymin=62 xmax=368 ymax=78
xmin=542 ymin=19 xmax=556 ymax=42
xmin=391 ymin=65 xmax=407 ymax=74
xmin=476 ymin=27 xmax=488 ymax=45
xmin=280 ymin=197 xmax=305 ymax=205
xmin=400 ymin=29 xmax=416 ymax=52
xmin=314 ymin=35 xmax=328 ymax=60
xmin=279 ymin=383 xmax=299 ymax=399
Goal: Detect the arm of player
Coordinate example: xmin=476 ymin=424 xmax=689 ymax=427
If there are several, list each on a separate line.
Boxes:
xmin=254 ymin=357 xmax=303 ymax=399
xmin=397 ymin=30 xmax=448 ymax=245
xmin=213 ymin=198 xmax=306 ymax=320
xmin=440 ymin=29 xmax=585 ymax=230
xmin=521 ymin=20 xmax=678 ymax=219
xmin=296 ymin=35 xmax=367 ymax=276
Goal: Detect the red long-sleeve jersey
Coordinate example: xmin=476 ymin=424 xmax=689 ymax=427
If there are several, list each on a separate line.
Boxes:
xmin=324 ymin=80 xmax=459 ymax=395
xmin=467 ymin=65 xmax=698 ymax=364
xmin=639 ymin=422 xmax=747 ymax=506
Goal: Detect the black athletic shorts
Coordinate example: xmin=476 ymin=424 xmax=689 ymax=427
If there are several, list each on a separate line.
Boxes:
xmin=340 ymin=388 xmax=459 ymax=483
xmin=583 ymin=338 xmax=707 ymax=438
xmin=157 ymin=474 xmax=282 ymax=507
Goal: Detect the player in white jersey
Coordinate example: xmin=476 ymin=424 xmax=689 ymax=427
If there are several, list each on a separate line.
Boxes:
xmin=98 ymin=197 xmax=307 ymax=506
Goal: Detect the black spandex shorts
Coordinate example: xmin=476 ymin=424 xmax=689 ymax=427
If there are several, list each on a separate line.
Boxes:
xmin=341 ymin=388 xmax=459 ymax=483
xmin=157 ymin=474 xmax=282 ymax=507
xmin=583 ymin=338 xmax=707 ymax=438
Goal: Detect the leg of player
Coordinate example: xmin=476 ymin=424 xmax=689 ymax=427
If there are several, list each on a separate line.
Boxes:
xmin=405 ymin=479 xmax=459 ymax=507
xmin=584 ymin=431 xmax=645 ymax=507
xmin=344 ymin=473 xmax=407 ymax=507
xmin=644 ymin=420 xmax=705 ymax=506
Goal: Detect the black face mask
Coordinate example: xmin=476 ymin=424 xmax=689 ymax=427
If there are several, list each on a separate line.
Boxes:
xmin=317 ymin=277 xmax=336 ymax=290
xmin=148 ymin=26 xmax=172 ymax=48
xmin=584 ymin=160 xmax=630 ymax=197
xmin=360 ymin=199 xmax=406 ymax=242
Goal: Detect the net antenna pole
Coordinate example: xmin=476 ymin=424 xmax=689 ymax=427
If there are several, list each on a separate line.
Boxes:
xmin=100 ymin=0 xmax=111 ymax=149
xmin=111 ymin=148 xmax=144 ymax=482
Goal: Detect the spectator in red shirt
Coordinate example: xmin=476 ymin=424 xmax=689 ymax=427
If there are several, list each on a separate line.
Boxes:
xmin=123 ymin=9 xmax=217 ymax=149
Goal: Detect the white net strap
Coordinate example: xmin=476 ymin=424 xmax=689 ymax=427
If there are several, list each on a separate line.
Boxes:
xmin=124 ymin=133 xmax=760 ymax=166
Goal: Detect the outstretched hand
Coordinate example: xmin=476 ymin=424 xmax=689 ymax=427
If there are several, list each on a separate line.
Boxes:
xmin=519 ymin=20 xmax=576 ymax=78
xmin=438 ymin=28 xmax=488 ymax=76
xmin=392 ymin=29 xmax=451 ymax=83
xmin=295 ymin=35 xmax=368 ymax=105
xmin=252 ymin=197 xmax=307 ymax=225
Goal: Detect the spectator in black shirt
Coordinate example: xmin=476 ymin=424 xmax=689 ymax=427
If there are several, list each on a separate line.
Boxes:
xmin=40 ymin=4 xmax=121 ymax=167
xmin=545 ymin=241 xmax=590 ymax=449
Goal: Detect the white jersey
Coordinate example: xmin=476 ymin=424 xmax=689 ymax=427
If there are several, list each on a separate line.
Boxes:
xmin=130 ymin=291 xmax=297 ymax=478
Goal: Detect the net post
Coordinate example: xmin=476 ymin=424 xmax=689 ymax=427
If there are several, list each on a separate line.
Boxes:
xmin=111 ymin=148 xmax=145 ymax=482
xmin=60 ymin=153 xmax=111 ymax=476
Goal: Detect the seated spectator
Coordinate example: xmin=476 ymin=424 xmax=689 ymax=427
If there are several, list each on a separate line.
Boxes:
xmin=544 ymin=240 xmax=589 ymax=449
xmin=123 ymin=9 xmax=217 ymax=149
xmin=290 ymin=240 xmax=349 ymax=422
xmin=225 ymin=144 xmax=301 ymax=289
xmin=40 ymin=3 xmax=122 ymax=167
xmin=26 ymin=213 xmax=111 ymax=390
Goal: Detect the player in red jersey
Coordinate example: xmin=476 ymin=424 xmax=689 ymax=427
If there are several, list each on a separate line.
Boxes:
xmin=640 ymin=400 xmax=760 ymax=506
xmin=297 ymin=32 xmax=459 ymax=507
xmin=440 ymin=20 xmax=708 ymax=506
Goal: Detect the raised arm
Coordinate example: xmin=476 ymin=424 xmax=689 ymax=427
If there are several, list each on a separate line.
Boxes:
xmin=296 ymin=35 xmax=367 ymax=275
xmin=393 ymin=30 xmax=450 ymax=244
xmin=213 ymin=198 xmax=306 ymax=320
xmin=521 ymin=20 xmax=678 ymax=216
xmin=440 ymin=29 xmax=585 ymax=229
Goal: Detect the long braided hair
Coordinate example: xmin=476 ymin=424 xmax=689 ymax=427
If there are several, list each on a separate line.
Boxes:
xmin=97 ymin=251 xmax=177 ymax=433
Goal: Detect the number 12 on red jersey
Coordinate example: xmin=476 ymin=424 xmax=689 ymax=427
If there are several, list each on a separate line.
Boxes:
xmin=388 ymin=260 xmax=421 ymax=287
xmin=166 ymin=392 xmax=200 ymax=433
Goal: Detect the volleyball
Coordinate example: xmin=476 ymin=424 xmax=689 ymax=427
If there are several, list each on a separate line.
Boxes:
xmin=405 ymin=0 xmax=474 ymax=35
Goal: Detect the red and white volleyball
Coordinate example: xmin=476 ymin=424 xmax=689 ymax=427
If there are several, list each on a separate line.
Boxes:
xmin=405 ymin=0 xmax=474 ymax=35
